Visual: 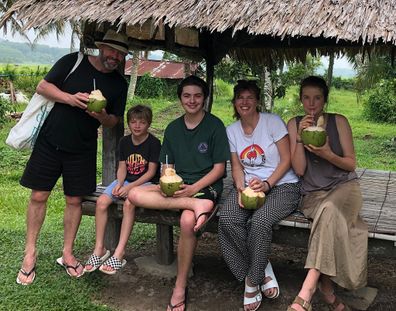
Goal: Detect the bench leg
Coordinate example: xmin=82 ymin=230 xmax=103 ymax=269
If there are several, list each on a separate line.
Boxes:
xmin=104 ymin=217 xmax=122 ymax=252
xmin=156 ymin=224 xmax=174 ymax=265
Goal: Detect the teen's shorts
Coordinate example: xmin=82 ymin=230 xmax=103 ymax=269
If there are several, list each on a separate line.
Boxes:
xmin=193 ymin=185 xmax=219 ymax=203
xmin=20 ymin=135 xmax=97 ymax=196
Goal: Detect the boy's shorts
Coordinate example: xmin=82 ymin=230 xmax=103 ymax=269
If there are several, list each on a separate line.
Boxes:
xmin=20 ymin=135 xmax=97 ymax=196
xmin=103 ymin=180 xmax=152 ymax=202
xmin=193 ymin=186 xmax=219 ymax=203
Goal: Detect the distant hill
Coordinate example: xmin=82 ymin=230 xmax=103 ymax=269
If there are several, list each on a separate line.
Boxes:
xmin=0 ymin=39 xmax=71 ymax=64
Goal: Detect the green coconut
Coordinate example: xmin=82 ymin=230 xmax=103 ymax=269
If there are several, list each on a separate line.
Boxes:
xmin=87 ymin=89 xmax=107 ymax=112
xmin=301 ymin=115 xmax=326 ymax=147
xmin=241 ymin=187 xmax=265 ymax=210
xmin=301 ymin=126 xmax=326 ymax=147
xmin=160 ymin=168 xmax=183 ymax=197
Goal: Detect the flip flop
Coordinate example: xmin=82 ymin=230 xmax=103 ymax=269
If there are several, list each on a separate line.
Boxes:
xmin=84 ymin=250 xmax=111 ymax=273
xmin=261 ymin=261 xmax=280 ymax=299
xmin=99 ymin=256 xmax=127 ymax=275
xmin=167 ymin=287 xmax=188 ymax=311
xmin=194 ymin=211 xmax=212 ymax=232
xmin=16 ymin=266 xmax=36 ymax=285
xmin=194 ymin=205 xmax=219 ymax=237
xmin=56 ymin=257 xmax=84 ymax=278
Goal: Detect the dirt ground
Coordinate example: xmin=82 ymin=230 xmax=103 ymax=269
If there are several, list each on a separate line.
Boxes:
xmin=96 ymin=233 xmax=396 ymax=311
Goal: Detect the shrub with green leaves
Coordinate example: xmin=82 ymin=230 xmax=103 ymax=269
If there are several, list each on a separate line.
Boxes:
xmin=364 ymin=79 xmax=396 ymax=124
xmin=0 ymin=98 xmax=14 ymax=126
xmin=136 ymin=73 xmax=166 ymax=98
xmin=332 ymin=77 xmax=356 ymax=90
xmin=214 ymin=79 xmax=233 ymax=98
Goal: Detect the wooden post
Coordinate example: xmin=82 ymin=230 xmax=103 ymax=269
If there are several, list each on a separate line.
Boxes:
xmin=102 ymin=123 xmax=123 ymax=185
xmin=102 ymin=122 xmax=124 ymax=250
xmin=204 ymin=37 xmax=215 ymax=112
xmin=155 ymin=224 xmax=174 ymax=265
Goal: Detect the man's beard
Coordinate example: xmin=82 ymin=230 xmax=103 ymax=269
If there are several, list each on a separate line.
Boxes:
xmin=99 ymin=52 xmax=119 ymax=71
xmin=103 ymin=58 xmax=119 ymax=70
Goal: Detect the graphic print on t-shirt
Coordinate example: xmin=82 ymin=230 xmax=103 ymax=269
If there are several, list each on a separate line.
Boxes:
xmin=240 ymin=144 xmax=266 ymax=167
xmin=126 ymin=153 xmax=147 ymax=175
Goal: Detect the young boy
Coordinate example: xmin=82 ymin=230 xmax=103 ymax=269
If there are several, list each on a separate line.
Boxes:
xmin=84 ymin=104 xmax=161 ymax=274
xmin=127 ymin=76 xmax=230 ymax=310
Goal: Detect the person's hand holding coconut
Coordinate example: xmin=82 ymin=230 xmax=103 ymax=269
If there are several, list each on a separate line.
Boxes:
xmin=239 ymin=175 xmax=266 ymax=210
xmin=85 ymin=89 xmax=111 ymax=123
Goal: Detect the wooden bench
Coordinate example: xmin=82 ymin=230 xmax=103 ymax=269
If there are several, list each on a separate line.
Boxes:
xmin=81 ymin=167 xmax=396 ymax=264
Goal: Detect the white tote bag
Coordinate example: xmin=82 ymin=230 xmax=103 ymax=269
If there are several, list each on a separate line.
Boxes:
xmin=6 ymin=52 xmax=84 ymax=150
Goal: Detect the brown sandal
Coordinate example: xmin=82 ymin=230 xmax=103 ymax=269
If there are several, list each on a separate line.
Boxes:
xmin=287 ymin=296 xmax=312 ymax=311
xmin=319 ymin=288 xmax=351 ymax=311
xmin=325 ymin=295 xmax=351 ymax=311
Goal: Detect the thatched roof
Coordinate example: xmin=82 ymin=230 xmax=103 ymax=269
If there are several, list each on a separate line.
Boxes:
xmin=2 ymin=0 xmax=396 ymax=65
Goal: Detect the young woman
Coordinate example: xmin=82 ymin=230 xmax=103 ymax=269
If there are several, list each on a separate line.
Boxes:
xmin=218 ymin=80 xmax=300 ymax=311
xmin=286 ymin=76 xmax=368 ymax=311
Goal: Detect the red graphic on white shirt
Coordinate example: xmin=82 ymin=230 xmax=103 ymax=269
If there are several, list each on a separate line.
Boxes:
xmin=126 ymin=154 xmax=147 ymax=175
xmin=240 ymin=144 xmax=266 ymax=167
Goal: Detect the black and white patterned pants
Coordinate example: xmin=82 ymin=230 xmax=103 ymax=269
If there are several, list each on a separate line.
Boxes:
xmin=218 ymin=182 xmax=301 ymax=285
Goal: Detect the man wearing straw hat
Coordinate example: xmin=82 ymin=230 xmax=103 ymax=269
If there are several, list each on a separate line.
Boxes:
xmin=16 ymin=29 xmax=128 ymax=285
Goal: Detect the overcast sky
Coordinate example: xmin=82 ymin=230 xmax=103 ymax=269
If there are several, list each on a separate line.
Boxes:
xmin=1 ymin=27 xmax=74 ymax=48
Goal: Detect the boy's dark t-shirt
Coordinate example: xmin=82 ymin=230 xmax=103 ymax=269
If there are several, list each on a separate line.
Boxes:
xmin=160 ymin=112 xmax=230 ymax=195
xmin=41 ymin=52 xmax=127 ymax=153
xmin=119 ymin=133 xmax=161 ymax=183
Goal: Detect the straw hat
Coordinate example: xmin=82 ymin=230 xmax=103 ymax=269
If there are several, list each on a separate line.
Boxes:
xmin=95 ymin=29 xmax=129 ymax=54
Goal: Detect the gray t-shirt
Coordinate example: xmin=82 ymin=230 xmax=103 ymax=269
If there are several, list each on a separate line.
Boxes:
xmin=296 ymin=113 xmax=357 ymax=193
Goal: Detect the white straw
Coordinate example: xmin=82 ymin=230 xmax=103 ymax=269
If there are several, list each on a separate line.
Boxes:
xmin=93 ymin=78 xmax=96 ymax=90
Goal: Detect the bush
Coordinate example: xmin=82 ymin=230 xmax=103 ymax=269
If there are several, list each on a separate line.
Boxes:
xmin=136 ymin=74 xmax=166 ymax=98
xmin=0 ymin=98 xmax=14 ymax=126
xmin=214 ymin=79 xmax=233 ymax=98
xmin=332 ymin=77 xmax=356 ymax=90
xmin=364 ymin=79 xmax=396 ymax=123
xmin=13 ymin=75 xmax=43 ymax=98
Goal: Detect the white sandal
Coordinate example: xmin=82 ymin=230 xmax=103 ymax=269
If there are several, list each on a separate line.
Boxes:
xmin=244 ymin=279 xmax=262 ymax=311
xmin=261 ymin=261 xmax=280 ymax=299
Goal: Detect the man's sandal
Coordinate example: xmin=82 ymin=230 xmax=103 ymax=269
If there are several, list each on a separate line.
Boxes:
xmin=261 ymin=261 xmax=280 ymax=299
xmin=244 ymin=280 xmax=262 ymax=311
xmin=56 ymin=257 xmax=84 ymax=278
xmin=16 ymin=266 xmax=36 ymax=285
xmin=99 ymin=256 xmax=126 ymax=275
xmin=84 ymin=250 xmax=110 ymax=273
xmin=287 ymin=296 xmax=312 ymax=311
xmin=167 ymin=287 xmax=188 ymax=311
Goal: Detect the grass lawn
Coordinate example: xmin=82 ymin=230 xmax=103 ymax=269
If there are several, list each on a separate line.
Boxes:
xmin=0 ymin=87 xmax=394 ymax=310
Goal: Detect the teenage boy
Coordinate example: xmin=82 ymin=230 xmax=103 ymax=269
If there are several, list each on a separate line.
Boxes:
xmin=84 ymin=105 xmax=161 ymax=274
xmin=127 ymin=75 xmax=230 ymax=311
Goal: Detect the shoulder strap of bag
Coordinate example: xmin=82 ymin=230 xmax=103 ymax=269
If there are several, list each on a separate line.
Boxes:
xmin=64 ymin=52 xmax=84 ymax=81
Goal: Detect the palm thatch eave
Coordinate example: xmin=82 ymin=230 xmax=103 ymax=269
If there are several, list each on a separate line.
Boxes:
xmin=2 ymin=0 xmax=396 ymax=44
xmin=2 ymin=0 xmax=396 ymax=66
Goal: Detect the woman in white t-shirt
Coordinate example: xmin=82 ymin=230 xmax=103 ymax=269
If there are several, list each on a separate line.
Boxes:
xmin=218 ymin=80 xmax=301 ymax=311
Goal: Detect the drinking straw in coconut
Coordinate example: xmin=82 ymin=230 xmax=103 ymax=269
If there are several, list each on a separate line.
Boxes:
xmin=165 ymin=155 xmax=168 ymax=168
xmin=93 ymin=78 xmax=96 ymax=91
xmin=311 ymin=110 xmax=315 ymax=126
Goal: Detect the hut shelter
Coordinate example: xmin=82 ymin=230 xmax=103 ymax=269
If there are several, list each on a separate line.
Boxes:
xmin=125 ymin=59 xmax=198 ymax=80
xmin=2 ymin=0 xmax=396 ymax=260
